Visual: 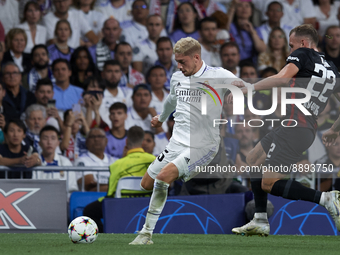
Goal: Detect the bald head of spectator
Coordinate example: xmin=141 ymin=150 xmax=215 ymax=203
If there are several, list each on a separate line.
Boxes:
xmin=102 ymin=18 xmax=122 ymax=50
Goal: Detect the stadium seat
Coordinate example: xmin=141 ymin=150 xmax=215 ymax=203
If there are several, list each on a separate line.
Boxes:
xmin=115 ymin=176 xmax=146 ymax=198
xmin=69 ymin=192 xmax=106 ymax=220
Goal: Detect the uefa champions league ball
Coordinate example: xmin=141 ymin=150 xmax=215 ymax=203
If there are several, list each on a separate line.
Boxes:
xmin=68 ymin=216 xmax=98 ymax=244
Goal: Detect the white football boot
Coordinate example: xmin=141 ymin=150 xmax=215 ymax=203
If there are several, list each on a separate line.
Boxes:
xmin=232 ymin=218 xmax=270 ymax=237
xmin=129 ymin=231 xmax=153 ymax=245
xmin=324 ymin=191 xmax=340 ymax=231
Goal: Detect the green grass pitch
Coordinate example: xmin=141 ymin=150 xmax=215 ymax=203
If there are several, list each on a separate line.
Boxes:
xmin=0 ymin=234 xmax=339 ymax=255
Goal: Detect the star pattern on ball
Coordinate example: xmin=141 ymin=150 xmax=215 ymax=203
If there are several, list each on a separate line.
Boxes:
xmin=79 ymin=231 xmax=90 ymax=242
xmin=80 ymin=218 xmax=90 ymax=226
xmin=68 ymin=223 xmax=76 ymax=233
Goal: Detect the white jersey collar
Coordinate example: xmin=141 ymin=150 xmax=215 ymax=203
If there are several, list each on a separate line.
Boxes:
xmin=192 ymin=60 xmax=207 ymax=78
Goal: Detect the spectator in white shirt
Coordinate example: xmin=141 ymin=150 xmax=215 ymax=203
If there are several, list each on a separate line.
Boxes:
xmin=73 ymin=0 xmax=107 ymax=45
xmin=0 ymin=0 xmax=19 ymax=35
xmin=274 ymin=0 xmax=316 ymax=28
xmin=125 ymin=83 xmax=155 ymax=131
xmin=120 ymin=0 xmax=150 ymax=50
xmin=313 ymin=0 xmax=340 ymax=37
xmin=99 ymin=60 xmax=133 ymax=127
xmin=147 ymin=65 xmax=169 ymax=137
xmin=36 ymin=125 xmax=78 ymax=199
xmin=19 ymin=0 xmax=53 ymax=19
xmin=75 ymin=128 xmax=117 ymax=192
xmin=132 ymin=14 xmax=164 ymax=75
xmin=148 ymin=66 xmax=169 ymax=115
xmin=257 ymin=1 xmax=293 ymax=45
xmin=43 ymin=0 xmax=98 ymax=48
xmin=155 ymin=37 xmax=177 ymax=91
xmin=199 ymin=17 xmax=222 ymax=67
xmin=17 ymin=1 xmax=47 ymax=54
xmin=97 ymin=0 xmax=134 ymax=26
xmin=191 ymin=0 xmax=224 ymax=19
xmin=220 ymin=42 xmax=241 ymax=77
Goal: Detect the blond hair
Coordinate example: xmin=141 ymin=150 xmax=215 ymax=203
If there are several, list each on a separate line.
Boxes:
xmin=6 ymin=28 xmax=27 ymax=50
xmin=173 ymin=37 xmax=201 ymax=56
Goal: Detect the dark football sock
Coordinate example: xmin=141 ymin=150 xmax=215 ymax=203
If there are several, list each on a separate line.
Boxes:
xmin=270 ymin=179 xmax=322 ymax=204
xmin=251 ymin=178 xmax=268 ymax=213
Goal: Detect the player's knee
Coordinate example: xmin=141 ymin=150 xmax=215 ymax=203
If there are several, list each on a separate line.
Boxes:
xmin=156 ymin=171 xmax=168 ymax=183
xmin=156 ymin=170 xmax=175 ymax=184
xmin=140 ymin=178 xmax=153 ymax=191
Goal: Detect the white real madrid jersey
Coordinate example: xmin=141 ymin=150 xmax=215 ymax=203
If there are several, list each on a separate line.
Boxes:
xmin=159 ymin=61 xmax=239 ymax=148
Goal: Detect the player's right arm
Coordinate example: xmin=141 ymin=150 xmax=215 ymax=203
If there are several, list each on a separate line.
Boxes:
xmin=158 ymin=76 xmax=177 ymax=123
xmin=245 ymin=63 xmax=299 ymax=92
xmin=235 ymin=49 xmax=305 ymax=96
xmin=227 ymin=63 xmax=299 ymax=103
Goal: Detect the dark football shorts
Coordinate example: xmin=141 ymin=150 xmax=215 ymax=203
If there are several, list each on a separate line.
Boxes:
xmin=260 ymin=126 xmax=315 ymax=168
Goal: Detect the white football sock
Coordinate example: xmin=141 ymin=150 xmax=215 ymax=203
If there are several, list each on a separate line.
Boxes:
xmin=141 ymin=179 xmax=169 ymax=235
xmin=254 ymin=212 xmax=268 ymax=220
xmin=319 ymin=192 xmax=326 ymax=207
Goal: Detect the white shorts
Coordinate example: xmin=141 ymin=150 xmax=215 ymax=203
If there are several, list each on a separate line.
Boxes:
xmin=147 ymin=140 xmax=219 ymax=182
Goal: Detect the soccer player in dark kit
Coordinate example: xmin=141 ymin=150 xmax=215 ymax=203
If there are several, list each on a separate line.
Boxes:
xmin=229 ymin=24 xmax=340 ymax=236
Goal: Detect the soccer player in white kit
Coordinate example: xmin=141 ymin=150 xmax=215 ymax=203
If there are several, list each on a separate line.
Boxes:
xmin=129 ymin=37 xmax=241 ymax=245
